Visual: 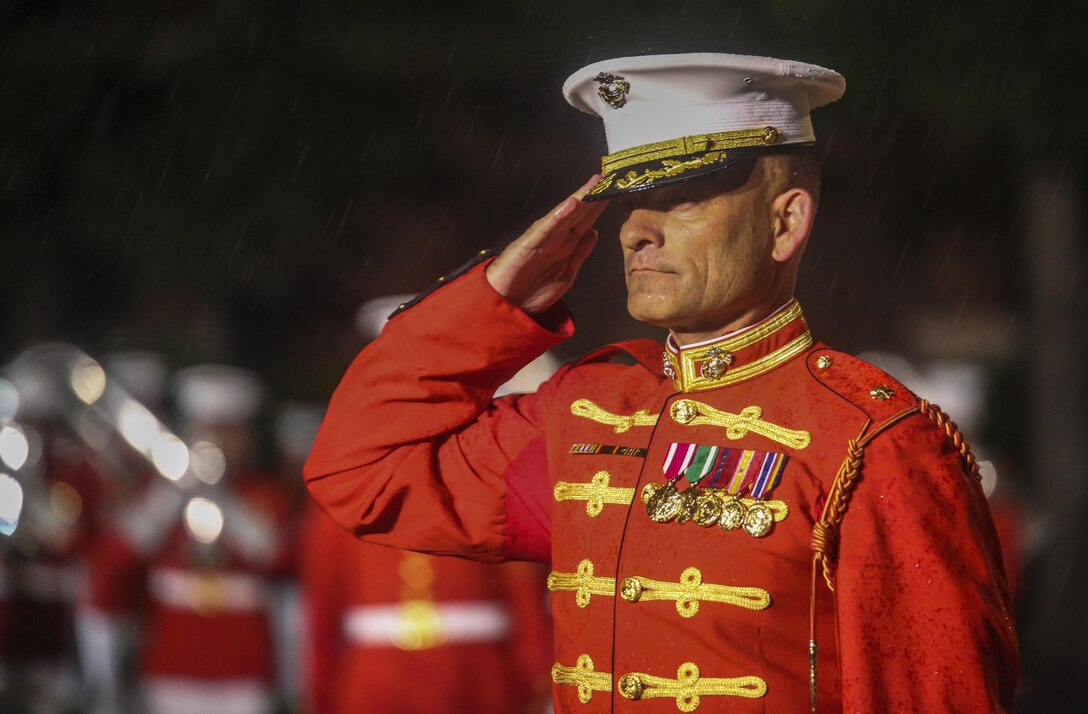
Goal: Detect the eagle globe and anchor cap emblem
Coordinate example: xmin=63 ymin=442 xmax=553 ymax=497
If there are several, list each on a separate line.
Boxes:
xmin=594 ymin=72 xmax=630 ymax=108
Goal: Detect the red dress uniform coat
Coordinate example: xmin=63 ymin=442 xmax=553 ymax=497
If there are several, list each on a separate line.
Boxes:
xmin=88 ymin=474 xmax=293 ymax=684
xmin=305 ymin=263 xmax=1018 ymax=713
xmin=301 ymin=503 xmax=551 ymax=713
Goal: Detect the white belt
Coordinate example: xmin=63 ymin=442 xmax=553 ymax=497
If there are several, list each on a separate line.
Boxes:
xmin=343 ymin=600 xmax=511 ymax=649
xmin=143 ymin=677 xmax=271 ymax=714
xmin=148 ymin=568 xmax=267 ymax=613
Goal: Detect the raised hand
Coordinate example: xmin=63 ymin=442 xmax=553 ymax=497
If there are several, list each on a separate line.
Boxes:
xmin=486 ymin=175 xmax=609 ymax=315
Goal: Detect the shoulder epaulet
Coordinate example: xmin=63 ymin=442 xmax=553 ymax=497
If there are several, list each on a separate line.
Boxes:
xmin=576 ymin=339 xmax=665 ymax=375
xmin=388 ymin=249 xmax=495 ymax=319
xmin=809 ymin=347 xmax=981 ymax=600
xmin=806 ymin=348 xmax=918 ymax=423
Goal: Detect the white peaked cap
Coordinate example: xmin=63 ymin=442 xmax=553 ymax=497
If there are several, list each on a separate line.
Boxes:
xmin=564 ymin=53 xmax=845 ymax=199
xmin=173 ymin=364 xmax=265 ymax=425
xmin=355 ymin=294 xmax=418 ymax=341
xmin=565 ymin=53 xmax=845 ymax=153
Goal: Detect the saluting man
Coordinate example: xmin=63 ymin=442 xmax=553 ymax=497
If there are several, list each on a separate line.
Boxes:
xmin=304 ymin=53 xmax=1018 ymax=712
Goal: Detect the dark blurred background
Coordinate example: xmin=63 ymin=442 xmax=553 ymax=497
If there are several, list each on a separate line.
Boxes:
xmin=1 ymin=0 xmax=1086 ymax=710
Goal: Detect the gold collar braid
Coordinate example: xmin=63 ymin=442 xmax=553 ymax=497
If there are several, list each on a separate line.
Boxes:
xmin=663 ymin=301 xmax=812 ymax=392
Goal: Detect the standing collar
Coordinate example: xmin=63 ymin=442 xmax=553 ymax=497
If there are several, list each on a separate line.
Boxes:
xmin=662 ymin=300 xmax=812 ymax=392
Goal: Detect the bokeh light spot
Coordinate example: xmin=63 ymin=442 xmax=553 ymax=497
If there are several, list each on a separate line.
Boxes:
xmin=184 ymin=497 xmax=224 ymax=544
xmin=70 ymin=357 xmax=107 ymax=405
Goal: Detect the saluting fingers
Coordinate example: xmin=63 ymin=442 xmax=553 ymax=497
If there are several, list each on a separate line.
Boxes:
xmin=549 ymin=177 xmax=608 ymax=239
xmin=568 ymin=198 xmax=608 ymax=237
xmin=519 ymin=176 xmax=605 ymax=252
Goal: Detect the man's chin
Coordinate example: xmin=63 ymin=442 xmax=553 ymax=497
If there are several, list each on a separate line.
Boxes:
xmin=626 ymin=298 xmax=680 ymax=329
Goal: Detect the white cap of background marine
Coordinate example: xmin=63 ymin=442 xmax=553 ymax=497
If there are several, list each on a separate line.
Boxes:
xmin=173 ymin=364 xmax=265 ymax=425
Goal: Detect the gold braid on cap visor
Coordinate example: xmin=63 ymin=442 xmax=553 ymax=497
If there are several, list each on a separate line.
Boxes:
xmin=590 ymin=126 xmax=781 ymax=196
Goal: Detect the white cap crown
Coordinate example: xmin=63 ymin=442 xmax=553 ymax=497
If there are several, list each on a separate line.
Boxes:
xmin=563 ymin=53 xmax=845 ymax=199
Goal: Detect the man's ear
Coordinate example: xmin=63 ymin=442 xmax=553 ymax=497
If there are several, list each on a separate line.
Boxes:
xmin=770 ymin=188 xmax=815 ymax=263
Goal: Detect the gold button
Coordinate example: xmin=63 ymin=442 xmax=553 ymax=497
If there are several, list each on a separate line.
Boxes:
xmin=815 ymin=355 xmax=832 ymax=369
xmin=437 ymin=276 xmax=446 ymax=282
xmin=670 ymin=399 xmax=698 ymax=424
xmin=618 ymin=673 xmax=645 ymax=700
xmin=619 ymin=577 xmax=643 ymax=603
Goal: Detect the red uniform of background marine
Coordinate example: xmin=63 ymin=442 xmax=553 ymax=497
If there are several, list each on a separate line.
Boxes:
xmin=302 ymin=505 xmax=552 ymax=713
xmin=87 ymin=364 xmax=293 ymax=714
xmin=304 ymin=53 xmax=1018 ymax=712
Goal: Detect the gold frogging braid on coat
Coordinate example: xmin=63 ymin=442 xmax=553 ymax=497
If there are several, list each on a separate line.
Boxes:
xmin=668 ymin=400 xmax=811 ymax=449
xmin=551 ymin=654 xmax=612 ymax=704
xmin=618 ymin=567 xmax=770 ymax=617
xmin=553 ymin=471 xmax=635 ymax=517
xmin=547 ymin=560 xmax=616 ymax=607
xmin=570 ymin=399 xmax=659 ymax=433
xmin=617 ymin=661 xmax=767 ymax=711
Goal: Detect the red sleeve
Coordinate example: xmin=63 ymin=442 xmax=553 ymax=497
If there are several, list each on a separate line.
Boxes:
xmin=835 ymin=414 xmax=1019 ymax=712
xmin=303 ymin=263 xmax=572 ymax=562
xmin=299 ymin=502 xmax=346 ymax=714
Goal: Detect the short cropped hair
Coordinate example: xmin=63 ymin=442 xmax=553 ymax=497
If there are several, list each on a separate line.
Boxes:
xmin=763 ymin=145 xmax=822 ymax=207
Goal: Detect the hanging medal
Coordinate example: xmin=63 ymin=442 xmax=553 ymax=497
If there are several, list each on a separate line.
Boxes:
xmin=647 ymin=442 xmax=703 ymax=523
xmin=647 ymin=442 xmax=789 ymax=537
xmin=678 ymin=444 xmax=720 ymax=523
xmin=645 ymin=441 xmax=681 ymax=522
xmin=741 ymin=451 xmax=788 ymax=537
xmin=691 ymin=445 xmax=736 ymax=527
xmin=691 ymin=488 xmax=723 ymax=526
xmin=645 ymin=481 xmax=683 ymax=522
xmin=717 ymin=448 xmax=757 ymax=531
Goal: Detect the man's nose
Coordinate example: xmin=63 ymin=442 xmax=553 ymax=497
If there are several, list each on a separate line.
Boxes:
xmin=619 ymin=207 xmax=665 ymax=252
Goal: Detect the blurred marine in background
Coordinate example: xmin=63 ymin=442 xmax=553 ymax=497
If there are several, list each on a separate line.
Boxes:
xmin=1 ymin=349 xmax=111 ymax=713
xmin=86 ymin=364 xmax=294 ymax=714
